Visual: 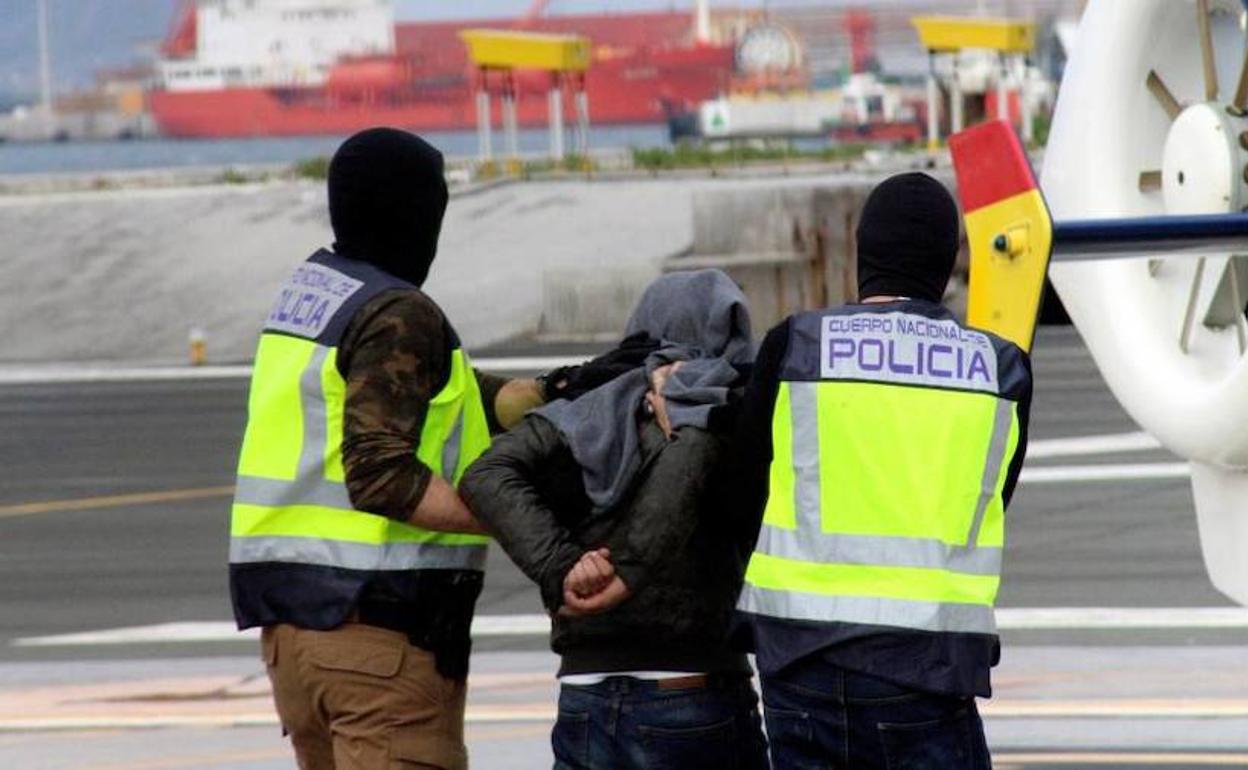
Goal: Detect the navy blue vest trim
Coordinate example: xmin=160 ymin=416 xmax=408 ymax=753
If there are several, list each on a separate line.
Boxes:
xmin=738 ymin=613 xmax=998 ymax=698
xmin=238 ymin=251 xmax=478 ymax=655
xmin=230 ymin=561 xmax=483 ymax=677
xmin=232 ymin=561 xmax=375 ymax=632
xmin=779 ymin=301 xmax=1031 ymax=402
xmin=301 ymin=249 xmax=417 ymax=347
xmin=300 ymin=250 xmax=463 ymax=349
xmin=230 ymin=561 xmax=482 ymax=630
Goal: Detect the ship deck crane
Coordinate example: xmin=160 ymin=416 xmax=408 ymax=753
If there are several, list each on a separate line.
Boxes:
xmin=521 ymin=0 xmax=553 ymax=27
xmin=36 ymin=0 xmax=52 ymax=114
xmin=843 ymin=9 xmax=877 ymax=76
xmin=163 ymin=0 xmax=198 ymax=58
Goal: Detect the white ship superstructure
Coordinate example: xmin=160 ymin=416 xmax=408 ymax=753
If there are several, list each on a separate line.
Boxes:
xmin=160 ymin=0 xmax=395 ymax=92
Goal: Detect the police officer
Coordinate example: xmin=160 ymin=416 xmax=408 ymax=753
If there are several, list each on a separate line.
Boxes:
xmin=731 ymin=172 xmax=1032 ymax=769
xmin=228 ymin=128 xmax=546 ymax=770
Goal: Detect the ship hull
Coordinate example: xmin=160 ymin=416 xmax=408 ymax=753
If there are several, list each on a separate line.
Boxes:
xmin=150 ymin=11 xmax=733 ymax=139
xmin=149 ymin=81 xmax=704 ymax=138
xmin=149 ymin=88 xmax=476 ymax=138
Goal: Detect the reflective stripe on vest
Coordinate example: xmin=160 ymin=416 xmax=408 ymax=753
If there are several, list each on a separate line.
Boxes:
xmin=739 ymin=312 xmax=1022 ymax=636
xmin=230 ymin=331 xmax=490 ymax=574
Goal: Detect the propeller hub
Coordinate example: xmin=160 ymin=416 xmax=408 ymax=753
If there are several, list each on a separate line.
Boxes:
xmin=1162 ymin=103 xmax=1248 ymax=214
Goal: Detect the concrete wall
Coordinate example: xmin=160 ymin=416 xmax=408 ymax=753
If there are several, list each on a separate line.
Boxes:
xmin=0 ymin=167 xmax=964 ymax=365
xmin=668 ymin=171 xmax=965 ymax=334
xmin=537 ymin=267 xmax=655 ymax=341
xmin=669 ymin=179 xmax=874 ymax=333
xmin=0 ymin=177 xmax=699 ymax=364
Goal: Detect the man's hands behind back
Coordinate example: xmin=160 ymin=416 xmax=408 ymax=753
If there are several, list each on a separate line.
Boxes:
xmin=559 ymin=548 xmax=631 ymax=618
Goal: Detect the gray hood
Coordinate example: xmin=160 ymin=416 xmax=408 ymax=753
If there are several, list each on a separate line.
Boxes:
xmin=535 ymin=269 xmax=754 ymax=514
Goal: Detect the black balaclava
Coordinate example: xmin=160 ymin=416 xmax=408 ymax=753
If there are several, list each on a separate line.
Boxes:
xmin=856 ymin=172 xmax=960 ymax=303
xmin=328 ymin=127 xmax=448 ymax=288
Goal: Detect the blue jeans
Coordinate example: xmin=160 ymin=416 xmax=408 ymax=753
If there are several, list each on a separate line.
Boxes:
xmin=761 ymin=663 xmax=991 ymax=770
xmin=551 ymin=675 xmax=769 ymax=770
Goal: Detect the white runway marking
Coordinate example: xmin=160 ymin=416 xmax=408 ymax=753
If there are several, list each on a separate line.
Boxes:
xmin=994 ymin=752 xmax=1248 ymax=766
xmin=13 ymin=608 xmax=1247 ymax=648
xmin=0 ymin=356 xmax=589 ymax=385
xmin=0 ymin=365 xmax=255 ymax=384
xmin=12 ymin=622 xmax=254 ymax=646
xmin=471 ymin=614 xmax=551 ymax=636
xmin=12 ymin=614 xmax=553 ymax=647
xmin=1027 ymin=431 xmax=1162 ymax=458
xmin=474 ymin=356 xmax=589 ymax=372
xmin=0 ymin=709 xmax=559 ymax=733
xmin=1019 ymin=462 xmax=1190 ymax=483
xmin=994 ymin=607 xmax=1248 ymax=630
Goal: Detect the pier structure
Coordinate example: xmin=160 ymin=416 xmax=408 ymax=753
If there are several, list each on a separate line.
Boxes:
xmin=460 ymin=29 xmax=592 ymax=173
xmin=911 ymin=16 xmax=1037 ymax=152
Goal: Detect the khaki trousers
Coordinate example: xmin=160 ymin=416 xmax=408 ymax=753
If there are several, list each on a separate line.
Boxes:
xmin=262 ymin=623 xmax=468 ymax=770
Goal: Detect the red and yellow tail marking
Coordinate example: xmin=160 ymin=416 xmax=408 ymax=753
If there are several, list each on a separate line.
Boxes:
xmin=949 ymin=119 xmax=1053 ymax=353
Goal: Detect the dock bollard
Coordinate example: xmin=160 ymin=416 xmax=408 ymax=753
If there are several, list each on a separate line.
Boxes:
xmin=189 ymin=327 xmax=207 ymax=366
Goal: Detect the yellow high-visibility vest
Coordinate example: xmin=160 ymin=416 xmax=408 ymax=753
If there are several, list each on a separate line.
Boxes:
xmin=229 ymin=250 xmax=490 ymax=629
xmin=738 ymin=305 xmax=1028 ymax=636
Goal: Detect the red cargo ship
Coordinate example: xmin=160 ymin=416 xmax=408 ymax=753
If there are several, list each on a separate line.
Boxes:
xmin=149 ymin=0 xmax=735 ymax=138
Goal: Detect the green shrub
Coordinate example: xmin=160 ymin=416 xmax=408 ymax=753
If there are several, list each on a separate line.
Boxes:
xmin=632 ymin=141 xmax=869 ymax=170
xmin=219 ymin=167 xmax=250 ymax=185
xmin=293 ymin=156 xmax=331 ymax=180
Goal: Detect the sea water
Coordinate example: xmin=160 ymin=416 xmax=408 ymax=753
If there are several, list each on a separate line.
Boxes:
xmin=0 ymin=124 xmax=671 ymax=176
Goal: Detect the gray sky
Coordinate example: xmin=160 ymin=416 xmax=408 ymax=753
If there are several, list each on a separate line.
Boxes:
xmin=395 ymin=1 xmax=728 ymax=19
xmin=0 ymin=0 xmax=1048 ymax=95
xmin=392 ymin=0 xmax=1034 ymax=18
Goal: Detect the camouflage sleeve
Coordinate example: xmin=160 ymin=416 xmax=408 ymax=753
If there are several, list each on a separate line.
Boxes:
xmin=337 ymin=290 xmax=449 ymax=522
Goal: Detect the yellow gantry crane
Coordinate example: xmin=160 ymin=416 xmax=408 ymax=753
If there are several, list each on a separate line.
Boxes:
xmin=911 ymin=16 xmax=1037 ymax=153
xmin=459 ymin=29 xmax=592 ymax=172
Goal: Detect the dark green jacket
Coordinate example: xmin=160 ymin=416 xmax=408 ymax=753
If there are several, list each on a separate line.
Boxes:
xmin=461 ymin=413 xmax=753 ymax=676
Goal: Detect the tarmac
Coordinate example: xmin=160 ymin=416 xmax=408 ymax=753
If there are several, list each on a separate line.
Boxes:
xmin=0 ymin=328 xmax=1246 ymax=768
xmin=1 ymin=645 xmax=1247 ymax=769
